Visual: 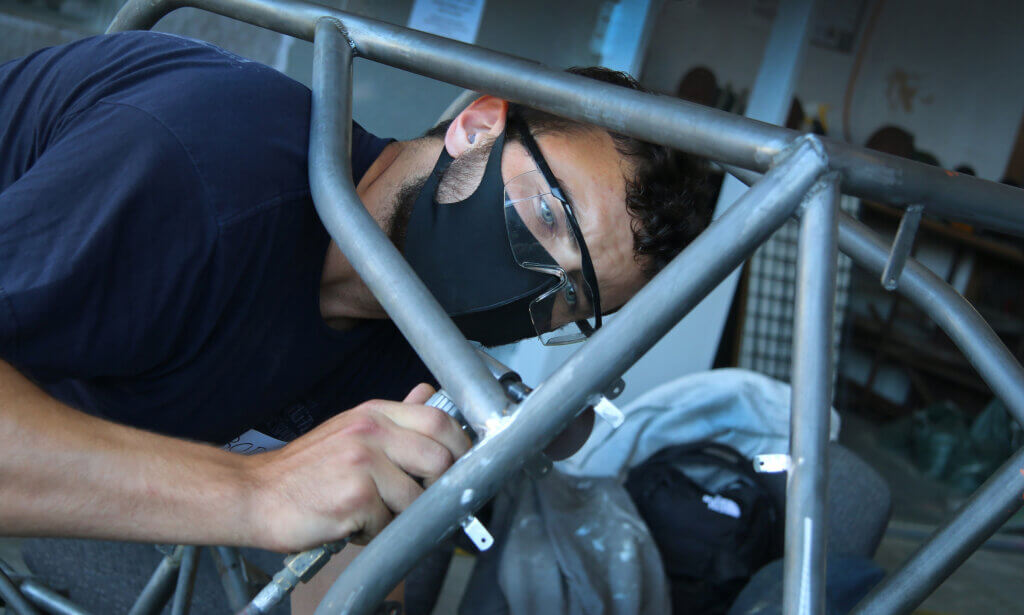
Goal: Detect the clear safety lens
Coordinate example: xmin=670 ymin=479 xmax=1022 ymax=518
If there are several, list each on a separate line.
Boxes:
xmin=504 ymin=170 xmax=597 ymax=344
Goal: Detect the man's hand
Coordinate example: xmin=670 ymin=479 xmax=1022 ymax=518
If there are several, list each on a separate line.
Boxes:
xmin=0 ymin=361 xmax=468 ymax=552
xmin=246 ymin=383 xmax=471 ymax=552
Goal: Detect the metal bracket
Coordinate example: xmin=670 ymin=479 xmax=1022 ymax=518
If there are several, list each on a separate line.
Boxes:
xmin=460 ymin=516 xmax=494 ymax=552
xmin=592 ymin=396 xmax=625 ymax=428
xmin=754 ymin=453 xmax=792 ymax=473
xmin=881 ymin=204 xmax=925 ymax=291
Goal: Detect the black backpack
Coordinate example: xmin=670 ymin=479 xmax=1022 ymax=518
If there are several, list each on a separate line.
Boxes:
xmin=625 ymin=442 xmax=783 ymax=615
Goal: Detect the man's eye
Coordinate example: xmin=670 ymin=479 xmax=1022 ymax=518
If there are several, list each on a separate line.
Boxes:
xmin=564 ymin=283 xmax=578 ymax=308
xmin=538 ymin=199 xmax=556 ymax=227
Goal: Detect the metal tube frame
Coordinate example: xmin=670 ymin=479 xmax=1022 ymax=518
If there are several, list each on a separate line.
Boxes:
xmin=783 ymin=174 xmax=840 ymax=615
xmin=96 ymin=1 xmax=1024 ymax=614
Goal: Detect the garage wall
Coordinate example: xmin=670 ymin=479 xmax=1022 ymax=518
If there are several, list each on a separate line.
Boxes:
xmin=641 ymin=0 xmax=1024 ymax=180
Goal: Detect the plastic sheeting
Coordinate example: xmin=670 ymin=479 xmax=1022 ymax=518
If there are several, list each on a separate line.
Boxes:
xmin=559 ymin=369 xmax=841 ymax=479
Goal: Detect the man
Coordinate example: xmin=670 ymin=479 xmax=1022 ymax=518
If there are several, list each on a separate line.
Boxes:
xmin=0 ymin=31 xmax=712 ymax=554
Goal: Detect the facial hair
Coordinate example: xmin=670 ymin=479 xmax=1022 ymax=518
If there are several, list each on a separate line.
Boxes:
xmin=385 ymin=137 xmax=497 ymax=251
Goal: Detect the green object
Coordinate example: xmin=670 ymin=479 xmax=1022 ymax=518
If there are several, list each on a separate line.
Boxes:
xmin=910 ymin=401 xmax=971 ymax=480
xmin=904 ymin=398 xmax=1023 ymax=494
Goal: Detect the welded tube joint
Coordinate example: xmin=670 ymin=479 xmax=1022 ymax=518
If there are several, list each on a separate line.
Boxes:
xmin=313 ymin=137 xmax=828 ymax=615
xmin=100 ymin=1 xmax=1024 ymax=612
xmin=128 ymin=546 xmax=186 ymax=615
xmin=211 ymin=546 xmax=252 ymax=612
xmin=106 ymin=0 xmax=1024 ymax=235
xmin=308 ymin=16 xmax=508 ymax=434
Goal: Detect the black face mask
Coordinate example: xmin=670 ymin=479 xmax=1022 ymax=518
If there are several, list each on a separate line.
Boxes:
xmin=403 ymin=131 xmax=554 ymax=347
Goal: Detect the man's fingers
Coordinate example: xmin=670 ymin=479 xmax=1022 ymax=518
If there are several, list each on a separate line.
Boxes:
xmin=376 ymin=402 xmax=471 ymax=459
xmin=364 ymin=447 xmax=424 ymax=514
xmin=372 ymin=416 xmax=461 ymax=481
xmin=402 ymin=382 xmax=436 ymax=404
xmin=331 ymin=473 xmax=393 ymax=546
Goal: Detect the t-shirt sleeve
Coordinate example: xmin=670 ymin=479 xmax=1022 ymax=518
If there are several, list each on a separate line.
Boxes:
xmin=0 ymin=100 xmax=215 ymax=380
xmin=351 ymin=120 xmax=393 ymax=185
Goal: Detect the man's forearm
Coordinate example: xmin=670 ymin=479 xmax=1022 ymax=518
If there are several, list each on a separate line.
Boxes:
xmin=0 ymin=360 xmax=260 ymax=547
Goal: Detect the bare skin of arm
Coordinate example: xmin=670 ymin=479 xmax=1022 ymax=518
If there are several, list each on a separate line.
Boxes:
xmin=0 ymin=360 xmax=468 ymax=553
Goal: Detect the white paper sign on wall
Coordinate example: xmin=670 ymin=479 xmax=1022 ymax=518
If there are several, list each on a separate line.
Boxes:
xmin=407 ymin=0 xmax=487 ymax=45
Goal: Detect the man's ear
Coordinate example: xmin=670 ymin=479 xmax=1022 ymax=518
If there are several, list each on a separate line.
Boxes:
xmin=445 ymin=95 xmax=508 ymax=158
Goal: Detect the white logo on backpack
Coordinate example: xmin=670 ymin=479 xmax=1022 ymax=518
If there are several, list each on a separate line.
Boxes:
xmin=701 ymin=494 xmax=741 ymax=519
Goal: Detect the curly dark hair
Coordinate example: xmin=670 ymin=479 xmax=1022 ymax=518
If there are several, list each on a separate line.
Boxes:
xmin=427 ymin=67 xmax=714 ymax=280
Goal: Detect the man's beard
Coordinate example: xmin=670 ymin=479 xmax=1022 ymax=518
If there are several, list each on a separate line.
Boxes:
xmin=385 ymin=174 xmax=427 ymax=251
xmin=385 ymin=138 xmax=496 ymax=251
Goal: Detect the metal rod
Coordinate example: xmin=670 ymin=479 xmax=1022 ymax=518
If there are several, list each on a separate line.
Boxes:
xmin=240 ymin=541 xmax=346 ymax=615
xmin=726 ymin=166 xmax=1024 ymax=428
xmin=783 ymin=174 xmax=840 ymax=615
xmin=881 ymin=203 xmax=924 ymax=291
xmin=18 ymin=581 xmax=93 ymax=615
xmin=313 ymin=138 xmax=828 ymax=614
xmin=170 ymin=546 xmax=198 ymax=615
xmin=105 ymin=0 xmax=1024 ymax=236
xmin=725 ymin=166 xmax=1024 ymax=611
xmin=128 ymin=546 xmax=186 ymax=615
xmin=0 ymin=568 xmax=40 ymax=615
xmin=836 ymin=215 xmax=1024 ymax=428
xmin=307 ymin=16 xmax=507 ymax=432
xmin=211 ymin=547 xmax=252 ymax=612
xmin=885 ymin=520 xmax=1024 ymax=555
xmin=852 ymin=447 xmax=1024 ymax=615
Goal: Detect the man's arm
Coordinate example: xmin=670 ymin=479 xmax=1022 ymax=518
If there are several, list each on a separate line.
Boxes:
xmin=0 ymin=361 xmax=469 ymax=552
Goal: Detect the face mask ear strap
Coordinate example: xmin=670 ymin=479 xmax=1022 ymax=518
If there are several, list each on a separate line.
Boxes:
xmin=509 ymin=112 xmax=603 ymax=332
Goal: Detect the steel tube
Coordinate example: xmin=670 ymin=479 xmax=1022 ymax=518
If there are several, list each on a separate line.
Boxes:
xmin=313 ymin=138 xmax=828 ymax=614
xmin=0 ymin=568 xmax=40 ymax=615
xmin=106 ymin=0 xmax=1024 ymax=235
xmin=880 ymin=204 xmax=924 ymax=291
xmin=211 ymin=547 xmax=251 ymax=612
xmin=170 ymin=546 xmax=198 ymax=615
xmin=852 ymin=447 xmax=1024 ymax=615
xmin=725 ymin=166 xmax=1024 ymax=612
xmin=308 ymin=18 xmax=508 ymax=429
xmin=837 ymin=215 xmax=1024 ymax=427
xmin=726 ymin=167 xmax=1024 ymax=428
xmin=885 ymin=520 xmax=1024 ymax=555
xmin=128 ymin=546 xmax=185 ymax=615
xmin=783 ymin=175 xmax=839 ymax=615
xmin=19 ymin=581 xmax=93 ymax=615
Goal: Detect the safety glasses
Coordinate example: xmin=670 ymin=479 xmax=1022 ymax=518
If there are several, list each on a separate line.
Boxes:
xmin=503 ymin=113 xmax=603 ymax=345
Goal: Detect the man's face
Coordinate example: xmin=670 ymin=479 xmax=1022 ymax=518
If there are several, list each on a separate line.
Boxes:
xmin=502 ymin=128 xmax=647 ymax=322
xmin=386 ymin=125 xmax=647 ymax=331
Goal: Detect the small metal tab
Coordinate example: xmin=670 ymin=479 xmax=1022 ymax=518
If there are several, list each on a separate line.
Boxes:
xmin=754 ymin=454 xmax=792 ymax=473
xmin=461 ymin=516 xmax=494 ymax=551
xmin=592 ymin=396 xmax=625 ymax=428
xmin=881 ymin=204 xmax=925 ymax=291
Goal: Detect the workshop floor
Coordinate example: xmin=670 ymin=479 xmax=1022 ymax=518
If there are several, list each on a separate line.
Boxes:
xmin=842 ymin=412 xmax=1024 ymax=615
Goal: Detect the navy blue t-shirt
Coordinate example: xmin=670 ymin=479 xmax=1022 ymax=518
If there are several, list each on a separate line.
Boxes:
xmin=0 ymin=32 xmax=431 ymax=443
